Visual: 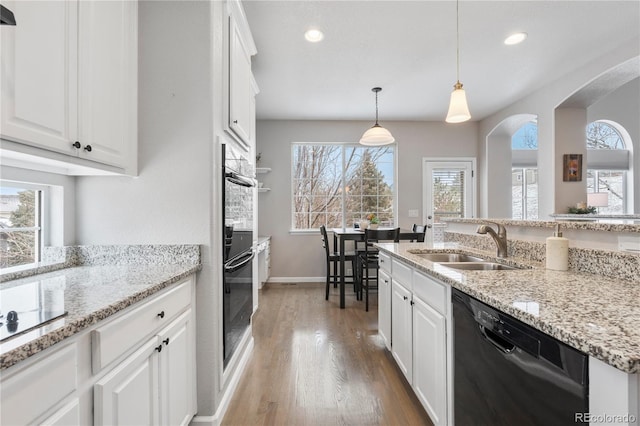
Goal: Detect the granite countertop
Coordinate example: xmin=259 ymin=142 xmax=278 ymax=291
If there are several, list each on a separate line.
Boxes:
xmin=376 ymin=242 xmax=640 ymax=374
xmin=0 ymin=245 xmax=201 ymax=370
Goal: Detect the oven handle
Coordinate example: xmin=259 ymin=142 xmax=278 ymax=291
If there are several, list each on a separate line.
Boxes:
xmin=225 ymin=170 xmax=257 ymax=188
xmin=224 ymin=250 xmax=255 ymax=273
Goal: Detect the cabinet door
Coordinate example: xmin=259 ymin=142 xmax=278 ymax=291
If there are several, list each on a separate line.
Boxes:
xmin=0 ymin=0 xmax=78 ymax=154
xmin=391 ymin=280 xmax=413 ymax=384
xmin=158 ymin=310 xmax=196 ymax=426
xmin=94 ymin=337 xmax=160 ymax=426
xmin=77 ymin=0 xmax=137 ymax=168
xmin=378 ymin=269 xmax=392 ymax=350
xmin=413 ymin=296 xmax=447 ymax=426
xmin=41 ymin=399 xmax=80 ymax=426
xmin=228 ymin=15 xmax=253 ymax=147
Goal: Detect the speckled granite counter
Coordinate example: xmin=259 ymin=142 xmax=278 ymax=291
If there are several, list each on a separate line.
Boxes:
xmin=376 ymin=242 xmax=640 ymax=374
xmin=0 ymin=245 xmax=201 ymax=370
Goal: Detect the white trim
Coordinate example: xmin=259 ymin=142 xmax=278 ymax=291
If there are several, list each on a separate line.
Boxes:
xmin=191 ymin=336 xmax=254 ymax=426
xmin=267 ymin=277 xmax=324 ymax=284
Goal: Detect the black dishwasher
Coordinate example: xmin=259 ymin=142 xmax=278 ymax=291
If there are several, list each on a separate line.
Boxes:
xmin=452 ymin=289 xmax=588 ymax=426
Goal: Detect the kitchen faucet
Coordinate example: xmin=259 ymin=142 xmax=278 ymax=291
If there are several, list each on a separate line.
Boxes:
xmin=476 ymin=222 xmax=508 ymax=258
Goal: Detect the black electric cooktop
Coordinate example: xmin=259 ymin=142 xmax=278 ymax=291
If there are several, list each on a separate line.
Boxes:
xmin=0 ymin=279 xmax=67 ymax=342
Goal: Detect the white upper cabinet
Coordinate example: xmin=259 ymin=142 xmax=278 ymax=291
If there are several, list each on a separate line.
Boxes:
xmin=225 ymin=0 xmax=257 ymax=151
xmin=77 ymin=0 xmax=137 ymax=170
xmin=1 ymin=1 xmax=79 ymax=155
xmin=0 ymin=0 xmax=138 ymax=175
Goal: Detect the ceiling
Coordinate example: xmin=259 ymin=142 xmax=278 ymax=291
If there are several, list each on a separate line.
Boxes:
xmin=243 ymin=1 xmax=640 ymax=122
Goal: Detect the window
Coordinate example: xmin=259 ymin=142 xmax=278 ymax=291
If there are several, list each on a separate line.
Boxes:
xmin=511 ymin=121 xmax=538 ymax=219
xmin=586 ymin=121 xmax=629 ymax=214
xmin=0 ymin=184 xmax=44 ymax=270
xmin=292 ymin=144 xmax=395 ymax=230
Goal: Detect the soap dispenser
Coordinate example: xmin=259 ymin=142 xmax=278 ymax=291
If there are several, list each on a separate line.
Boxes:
xmin=546 ymin=224 xmax=569 ymax=271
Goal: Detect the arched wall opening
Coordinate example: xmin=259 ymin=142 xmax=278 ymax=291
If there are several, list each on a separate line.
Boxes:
xmin=485 ymin=113 xmax=537 ymax=218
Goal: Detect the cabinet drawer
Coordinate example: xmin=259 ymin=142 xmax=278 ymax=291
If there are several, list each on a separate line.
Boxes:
xmin=92 ymin=279 xmax=192 ymax=373
xmin=412 ymin=270 xmax=447 ymax=315
xmin=379 ymin=252 xmax=391 ymax=274
xmin=392 ymin=258 xmax=412 ymax=288
xmin=1 ymin=343 xmax=77 ymax=426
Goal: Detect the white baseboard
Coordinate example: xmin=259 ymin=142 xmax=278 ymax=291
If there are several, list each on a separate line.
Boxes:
xmin=189 ymin=336 xmax=255 ymax=426
xmin=267 ymin=276 xmax=325 ymax=283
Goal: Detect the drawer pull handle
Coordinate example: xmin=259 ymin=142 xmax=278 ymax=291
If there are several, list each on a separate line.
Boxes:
xmin=384 ymin=279 xmax=389 ymax=283
xmin=72 ymin=141 xmax=81 ymax=149
xmin=403 ymin=296 xmax=408 ymax=301
xmin=410 ymin=300 xmax=415 ymax=306
xmin=84 ymin=144 xmax=92 ymax=152
xmin=157 ymin=311 xmax=165 ymax=319
xmin=155 ymin=345 xmax=163 ymax=353
xmin=163 ymin=338 xmax=170 ymax=345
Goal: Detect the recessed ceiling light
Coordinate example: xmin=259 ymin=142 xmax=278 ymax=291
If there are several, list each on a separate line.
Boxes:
xmin=304 ymin=29 xmax=324 ymax=43
xmin=504 ymin=32 xmax=527 ymax=45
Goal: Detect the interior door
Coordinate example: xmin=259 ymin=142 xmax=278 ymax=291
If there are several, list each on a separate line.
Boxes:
xmin=423 ymin=160 xmax=475 ymax=244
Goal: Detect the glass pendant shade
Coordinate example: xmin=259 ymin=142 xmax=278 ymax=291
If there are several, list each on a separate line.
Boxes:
xmin=360 ymin=124 xmax=395 ymax=146
xmin=445 ymin=82 xmax=471 ymax=123
xmin=360 ymin=86 xmax=394 ymax=146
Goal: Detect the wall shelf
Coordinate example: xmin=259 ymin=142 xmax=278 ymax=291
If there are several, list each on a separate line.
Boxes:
xmin=258 ymin=188 xmax=271 ymax=193
xmin=256 ymin=167 xmax=271 ymax=174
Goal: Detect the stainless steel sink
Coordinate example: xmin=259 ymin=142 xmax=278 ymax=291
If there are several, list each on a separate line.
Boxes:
xmin=441 ymin=262 xmax=520 ymax=271
xmin=413 ymin=253 xmax=486 ymax=263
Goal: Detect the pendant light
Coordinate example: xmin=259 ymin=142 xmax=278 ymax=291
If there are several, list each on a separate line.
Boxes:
xmin=360 ymin=87 xmax=395 ymax=146
xmin=445 ymin=0 xmax=471 ymax=123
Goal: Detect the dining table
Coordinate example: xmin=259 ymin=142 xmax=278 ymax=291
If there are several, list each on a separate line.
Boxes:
xmin=331 ymin=227 xmax=423 ymax=308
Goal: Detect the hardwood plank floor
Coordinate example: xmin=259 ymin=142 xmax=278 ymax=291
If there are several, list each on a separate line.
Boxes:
xmin=221 ymin=283 xmax=433 ymax=426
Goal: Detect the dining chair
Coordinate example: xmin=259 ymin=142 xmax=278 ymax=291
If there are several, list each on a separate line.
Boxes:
xmin=412 ymin=224 xmax=427 ymax=242
xmin=356 ymin=228 xmax=400 ymax=311
xmin=320 ymin=225 xmax=356 ymax=301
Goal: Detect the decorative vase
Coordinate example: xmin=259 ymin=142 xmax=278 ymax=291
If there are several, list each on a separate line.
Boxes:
xmin=359 ymin=220 xmax=370 ymax=230
xmin=370 ymin=223 xmax=379 ymax=230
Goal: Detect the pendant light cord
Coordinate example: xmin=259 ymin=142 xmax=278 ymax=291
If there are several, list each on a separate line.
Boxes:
xmin=375 ymin=90 xmax=379 ymax=125
xmin=456 ymin=0 xmax=460 ymax=83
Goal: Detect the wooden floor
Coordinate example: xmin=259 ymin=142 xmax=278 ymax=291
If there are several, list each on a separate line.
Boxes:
xmin=221 ymin=283 xmax=433 ymax=426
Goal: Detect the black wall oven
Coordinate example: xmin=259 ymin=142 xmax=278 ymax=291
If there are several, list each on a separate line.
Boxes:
xmin=222 ymin=142 xmax=255 ymax=368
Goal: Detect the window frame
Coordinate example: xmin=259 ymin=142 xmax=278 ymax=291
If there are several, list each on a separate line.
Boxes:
xmin=290 ymin=142 xmax=397 ymax=233
xmin=0 ymin=181 xmax=48 ymax=272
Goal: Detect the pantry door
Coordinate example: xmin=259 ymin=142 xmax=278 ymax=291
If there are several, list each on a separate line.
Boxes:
xmin=423 ymin=159 xmax=475 ymax=244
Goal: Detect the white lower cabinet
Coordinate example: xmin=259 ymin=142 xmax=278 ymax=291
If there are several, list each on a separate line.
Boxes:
xmin=378 ymin=269 xmax=392 ymax=350
xmin=95 ymin=337 xmax=160 ymax=426
xmin=391 ymin=279 xmax=413 ymax=383
xmin=0 ymin=275 xmax=196 ymax=426
xmin=159 ymin=310 xmax=197 ymax=426
xmin=412 ymin=296 xmax=447 ymax=426
xmin=94 ymin=283 xmax=196 ymax=426
xmin=384 ymin=257 xmax=450 ymax=426
xmin=41 ymin=399 xmax=81 ymax=426
xmin=94 ymin=309 xmax=195 ymax=426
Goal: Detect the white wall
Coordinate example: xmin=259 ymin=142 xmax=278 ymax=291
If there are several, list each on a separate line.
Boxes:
xmin=256 ymin=119 xmax=477 ymax=280
xmin=479 ymin=39 xmax=639 ymax=218
xmin=74 ymin=0 xmax=225 ymax=417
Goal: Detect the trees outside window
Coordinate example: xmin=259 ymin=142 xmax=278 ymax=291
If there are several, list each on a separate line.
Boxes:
xmin=586 ymin=121 xmax=629 ymax=214
xmin=0 ymin=187 xmax=41 ymax=269
xmin=292 ymin=144 xmax=394 ymax=230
